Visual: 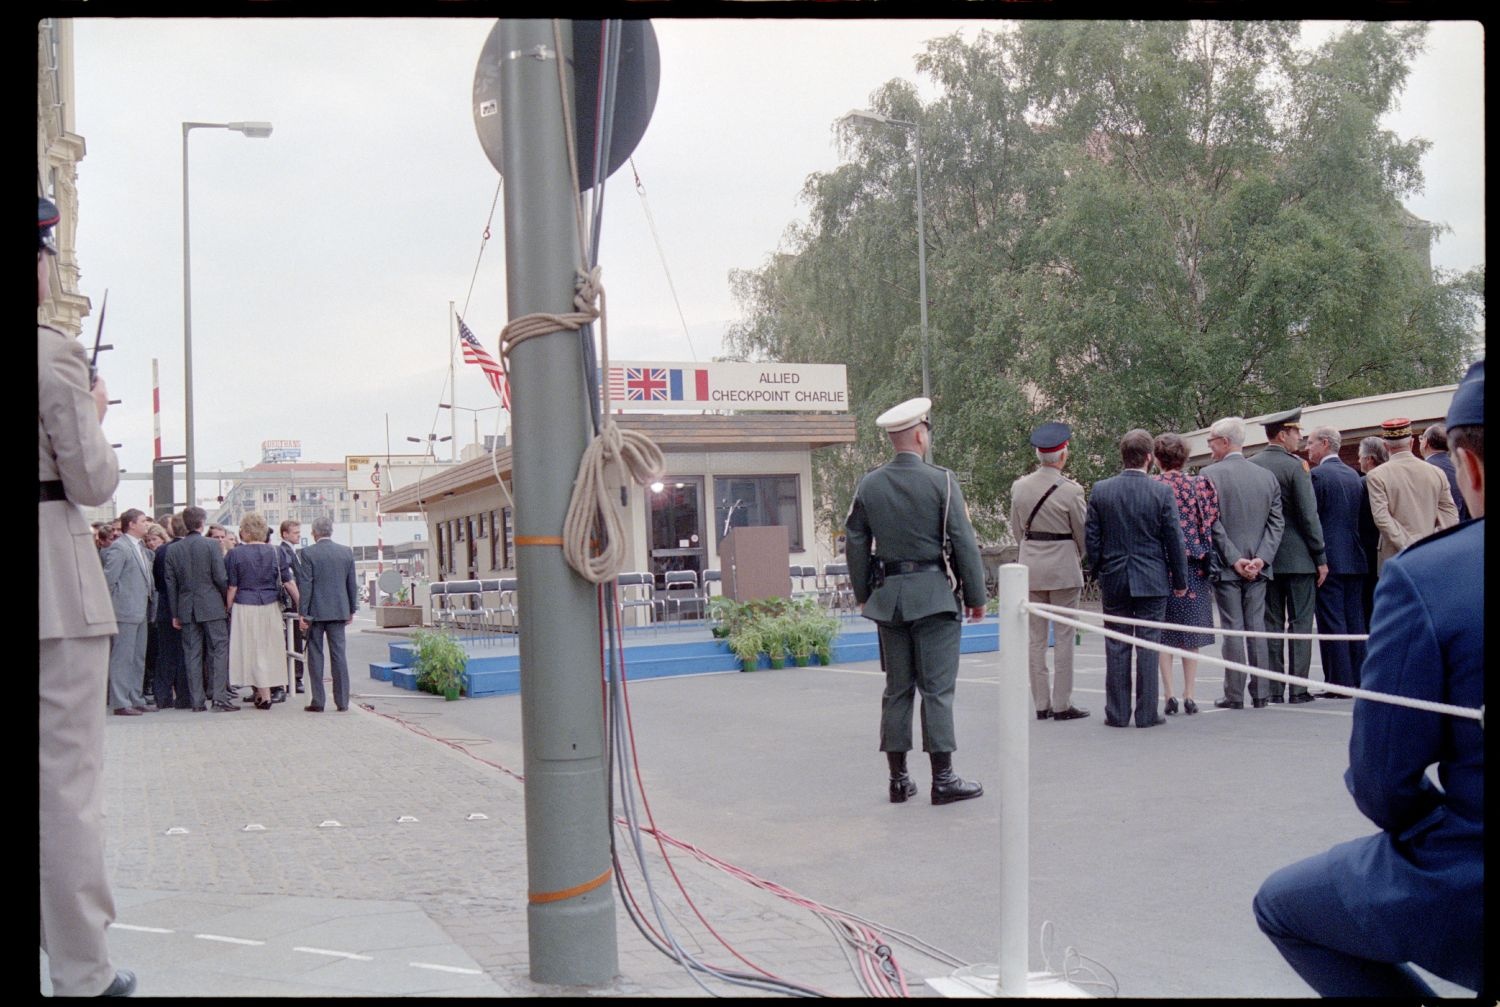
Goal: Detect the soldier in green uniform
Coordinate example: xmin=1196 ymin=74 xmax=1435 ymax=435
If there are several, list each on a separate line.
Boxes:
xmin=845 ymin=397 xmax=988 ymax=805
xmin=1250 ymin=408 xmax=1327 ymax=703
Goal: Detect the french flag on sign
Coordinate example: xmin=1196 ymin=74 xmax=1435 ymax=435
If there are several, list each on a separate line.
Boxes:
xmin=669 ymin=368 xmax=709 ymax=401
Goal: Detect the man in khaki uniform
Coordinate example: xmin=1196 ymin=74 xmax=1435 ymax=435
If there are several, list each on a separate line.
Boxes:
xmin=38 ymin=196 xmax=136 ymax=996
xmin=1365 ymin=417 xmax=1459 ymax=569
xmin=1009 ymin=422 xmax=1090 ymax=721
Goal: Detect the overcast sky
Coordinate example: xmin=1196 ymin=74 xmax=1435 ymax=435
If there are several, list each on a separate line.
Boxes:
xmin=68 ymin=18 xmax=1483 ymax=514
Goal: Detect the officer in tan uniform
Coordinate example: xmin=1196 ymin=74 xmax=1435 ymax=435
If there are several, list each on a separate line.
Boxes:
xmin=38 ymin=196 xmax=136 ymax=997
xmin=1008 ymin=422 xmax=1090 ymax=721
xmin=1365 ymin=417 xmax=1460 ymax=569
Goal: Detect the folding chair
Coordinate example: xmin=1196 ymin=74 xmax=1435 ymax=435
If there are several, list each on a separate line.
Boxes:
xmin=661 ymin=570 xmax=701 ymax=624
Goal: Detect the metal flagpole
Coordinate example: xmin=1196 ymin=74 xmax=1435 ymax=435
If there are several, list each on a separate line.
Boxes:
xmin=498 ymin=18 xmax=618 ymax=986
xmin=448 ymin=301 xmax=458 ymax=458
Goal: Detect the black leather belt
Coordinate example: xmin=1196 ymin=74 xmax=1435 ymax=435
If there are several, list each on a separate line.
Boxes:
xmin=1025 ymin=531 xmax=1074 ymax=541
xmin=879 ymin=560 xmax=944 ymax=575
xmin=39 ymin=480 xmax=67 ymax=503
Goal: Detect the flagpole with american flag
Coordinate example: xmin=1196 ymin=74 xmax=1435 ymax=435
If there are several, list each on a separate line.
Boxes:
xmin=456 ymin=313 xmax=511 ymax=411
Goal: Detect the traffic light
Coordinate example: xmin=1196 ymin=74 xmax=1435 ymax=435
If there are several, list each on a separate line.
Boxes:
xmin=151 ymin=458 xmax=176 ymax=521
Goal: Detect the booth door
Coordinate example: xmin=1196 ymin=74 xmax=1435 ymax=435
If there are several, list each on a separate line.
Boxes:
xmin=648 ymin=477 xmax=706 ymax=616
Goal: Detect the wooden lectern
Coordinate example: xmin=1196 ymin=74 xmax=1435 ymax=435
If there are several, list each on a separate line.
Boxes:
xmin=719 ymin=525 xmax=791 ymax=602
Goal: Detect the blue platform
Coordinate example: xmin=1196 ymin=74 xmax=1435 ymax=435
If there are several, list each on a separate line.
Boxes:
xmin=372 ymin=617 xmax=1000 ymax=698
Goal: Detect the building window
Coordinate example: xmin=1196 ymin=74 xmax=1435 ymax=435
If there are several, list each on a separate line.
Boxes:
xmin=339 ymin=490 xmax=347 ymax=501
xmin=262 ymin=491 xmax=277 ymax=503
xmin=489 ymin=509 xmax=499 ymax=570
xmin=713 ymin=475 xmax=802 ymax=551
xmin=340 ymin=508 xmax=351 ymax=523
xmin=503 ymin=508 xmax=514 ymax=570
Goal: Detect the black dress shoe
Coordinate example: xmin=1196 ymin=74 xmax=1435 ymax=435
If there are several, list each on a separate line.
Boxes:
xmin=1164 ymin=697 xmax=1179 ymax=716
xmin=1252 ymin=698 xmax=1269 ymax=709
xmin=211 ymin=702 xmax=240 ymax=712
xmin=1052 ymin=706 xmax=1090 ymax=721
xmin=1213 ymin=698 xmax=1243 ymax=710
xmin=1315 ymin=691 xmax=1350 ymax=699
xmin=1103 ymin=719 xmax=1129 ymax=727
xmin=192 ymin=704 xmax=208 ymax=712
xmin=99 ymin=969 xmax=137 ymax=996
xmin=1267 ymin=695 xmax=1285 ymax=704
xmin=1036 ymin=708 xmax=1052 ymax=720
xmin=1183 ymin=698 xmax=1199 ymax=715
xmin=1138 ymin=716 xmax=1166 ymax=727
xmin=295 ymin=682 xmax=306 ymax=694
xmin=1288 ymin=692 xmax=1316 ymax=704
xmin=304 ymin=704 xmax=324 ymax=712
xmin=889 ymin=775 xmax=918 ymax=803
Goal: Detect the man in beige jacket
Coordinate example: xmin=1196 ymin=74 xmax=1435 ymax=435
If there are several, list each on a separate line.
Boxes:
xmin=1364 ymin=417 xmax=1459 ymax=570
xmin=38 ymin=196 xmax=135 ymax=996
xmin=1009 ymin=422 xmax=1090 ymax=721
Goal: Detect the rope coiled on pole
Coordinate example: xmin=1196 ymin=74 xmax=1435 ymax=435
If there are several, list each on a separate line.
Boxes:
xmin=498 ymin=267 xmax=665 ymax=585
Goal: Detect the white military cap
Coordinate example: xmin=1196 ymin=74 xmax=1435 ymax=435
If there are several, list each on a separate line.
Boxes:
xmin=876 ymin=397 xmax=932 ymax=433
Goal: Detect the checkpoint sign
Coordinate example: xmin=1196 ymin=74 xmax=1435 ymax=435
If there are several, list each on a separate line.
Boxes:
xmin=345 ymin=454 xmax=449 ymax=494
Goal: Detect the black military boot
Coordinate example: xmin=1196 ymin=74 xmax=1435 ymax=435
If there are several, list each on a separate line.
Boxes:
xmin=887 ymin=752 xmax=917 ymax=803
xmin=930 ymin=752 xmax=983 ymax=805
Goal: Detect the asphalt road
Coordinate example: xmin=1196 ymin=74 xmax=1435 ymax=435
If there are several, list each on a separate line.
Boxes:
xmin=345 ymin=620 xmax=1471 ymax=998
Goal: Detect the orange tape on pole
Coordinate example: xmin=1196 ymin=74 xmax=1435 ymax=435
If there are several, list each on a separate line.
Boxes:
xmin=528 ymin=867 xmax=612 ymax=904
xmin=515 ymin=535 xmax=565 ymax=547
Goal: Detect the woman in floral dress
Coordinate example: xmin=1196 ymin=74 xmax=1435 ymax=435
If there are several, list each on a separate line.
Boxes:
xmin=1152 ymin=433 xmax=1219 ymax=715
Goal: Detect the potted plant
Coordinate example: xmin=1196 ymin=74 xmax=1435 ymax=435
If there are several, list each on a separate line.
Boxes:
xmin=375 ymin=584 xmax=423 ymax=628
xmin=707 ymin=596 xmax=740 ymax=640
xmin=411 ymin=629 xmax=468 ymax=700
xmin=764 ymin=615 xmax=791 ymax=669
xmin=786 ymin=616 xmax=815 ymax=667
xmin=809 ymin=610 xmax=840 ymax=666
xmin=728 ymin=625 xmax=764 ymax=673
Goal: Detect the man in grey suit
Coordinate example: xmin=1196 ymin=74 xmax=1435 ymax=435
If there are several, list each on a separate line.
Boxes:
xmin=1085 ymin=429 xmax=1189 ymax=728
xmin=166 ymin=505 xmax=237 ymax=712
xmin=102 ymin=508 xmax=156 ymax=716
xmin=297 ymin=516 xmax=360 ymax=712
xmin=1201 ymin=416 xmax=1285 ymax=709
xmin=1419 ymin=423 xmax=1470 ymax=523
xmin=846 ymin=397 xmax=988 ymax=805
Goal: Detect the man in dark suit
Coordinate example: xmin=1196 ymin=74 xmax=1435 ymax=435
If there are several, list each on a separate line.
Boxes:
xmin=1306 ymin=427 xmax=1369 ymax=692
xmin=275 ymin=519 xmax=305 ymax=700
xmin=1201 ymin=416 xmax=1284 ymax=709
xmin=846 ymin=396 xmax=988 ymax=804
xmin=1084 ymin=429 xmax=1188 ymax=729
xmin=1255 ymin=360 xmax=1484 ymax=996
xmin=165 ymin=505 xmax=236 ymax=712
xmin=297 ymin=516 xmax=360 ymax=713
xmin=152 ymin=514 xmax=193 ymax=708
xmin=1420 ymin=423 xmax=1470 ymax=523
xmin=1250 ymin=408 xmax=1328 ymax=704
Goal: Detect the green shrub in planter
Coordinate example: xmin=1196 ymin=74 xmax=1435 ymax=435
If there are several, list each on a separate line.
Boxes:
xmin=728 ymin=625 xmax=764 ymax=672
xmin=411 ymin=629 xmax=468 ymax=697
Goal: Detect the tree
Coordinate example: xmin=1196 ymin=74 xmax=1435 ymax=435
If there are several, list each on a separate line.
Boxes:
xmin=728 ymin=21 xmax=1477 ymax=538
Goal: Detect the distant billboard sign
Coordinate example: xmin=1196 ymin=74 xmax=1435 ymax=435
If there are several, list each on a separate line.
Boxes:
xmin=345 ymin=454 xmax=453 ymax=493
xmin=604 ymin=361 xmax=848 ymax=411
xmin=261 ymin=438 xmax=302 ymax=463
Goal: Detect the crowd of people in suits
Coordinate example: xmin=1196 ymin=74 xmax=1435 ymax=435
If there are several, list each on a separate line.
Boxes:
xmin=96 ymin=507 xmax=361 ymax=717
xmin=1015 ymin=407 xmax=1464 ymax=730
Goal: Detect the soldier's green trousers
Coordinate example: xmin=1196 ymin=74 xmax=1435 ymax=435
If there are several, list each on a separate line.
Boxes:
xmin=877 ymin=612 xmax=962 ymax=753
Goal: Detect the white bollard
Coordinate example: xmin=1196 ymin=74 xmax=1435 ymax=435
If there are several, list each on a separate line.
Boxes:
xmin=996 ymin=563 xmax=1030 ymax=993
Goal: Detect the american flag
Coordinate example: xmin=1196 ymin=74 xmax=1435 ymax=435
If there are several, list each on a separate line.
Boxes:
xmin=457 ymin=315 xmax=510 ymax=410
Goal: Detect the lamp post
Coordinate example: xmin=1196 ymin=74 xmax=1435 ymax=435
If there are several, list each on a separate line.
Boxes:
xmin=407 ymin=433 xmax=452 ymax=461
xmin=840 ymin=109 xmax=930 ymax=405
xmin=182 ymin=119 xmax=272 ymax=507
xmin=439 ymin=402 xmax=501 ymax=452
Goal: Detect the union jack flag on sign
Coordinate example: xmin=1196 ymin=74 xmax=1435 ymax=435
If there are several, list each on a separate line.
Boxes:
xmin=624 ymin=367 xmax=669 ymax=401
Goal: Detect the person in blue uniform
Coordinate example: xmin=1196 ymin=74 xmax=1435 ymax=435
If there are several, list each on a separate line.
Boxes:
xmin=845 ymin=397 xmax=988 ymax=805
xmin=1253 ymin=359 xmax=1485 ymax=997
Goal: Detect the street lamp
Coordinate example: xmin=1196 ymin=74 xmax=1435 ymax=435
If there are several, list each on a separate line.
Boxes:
xmin=840 ymin=109 xmax=931 ymax=408
xmin=407 ymin=434 xmax=453 ymax=460
xmin=183 ymin=119 xmax=273 ymax=507
xmin=439 ymin=402 xmax=501 ymax=452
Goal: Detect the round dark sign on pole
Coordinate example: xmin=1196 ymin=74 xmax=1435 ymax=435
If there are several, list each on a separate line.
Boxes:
xmin=473 ymin=19 xmax=660 ymax=191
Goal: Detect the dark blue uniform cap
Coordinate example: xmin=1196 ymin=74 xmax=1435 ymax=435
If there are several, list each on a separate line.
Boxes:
xmin=1030 ymin=422 xmax=1071 ymax=451
xmin=1446 ymin=360 xmax=1484 ymax=429
xmin=39 ymin=195 xmax=60 ymax=252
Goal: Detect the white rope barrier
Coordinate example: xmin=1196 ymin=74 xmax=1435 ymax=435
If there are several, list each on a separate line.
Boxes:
xmin=1023 ymin=601 xmax=1483 ymax=723
xmin=1027 ymin=601 xmax=1369 ymax=641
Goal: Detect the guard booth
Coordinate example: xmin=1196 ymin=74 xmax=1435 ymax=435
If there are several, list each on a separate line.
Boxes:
xmin=379 ymin=362 xmax=856 ymax=626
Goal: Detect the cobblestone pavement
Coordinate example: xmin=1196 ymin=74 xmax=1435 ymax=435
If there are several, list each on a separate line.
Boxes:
xmin=42 ymin=636 xmax=892 ymax=997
